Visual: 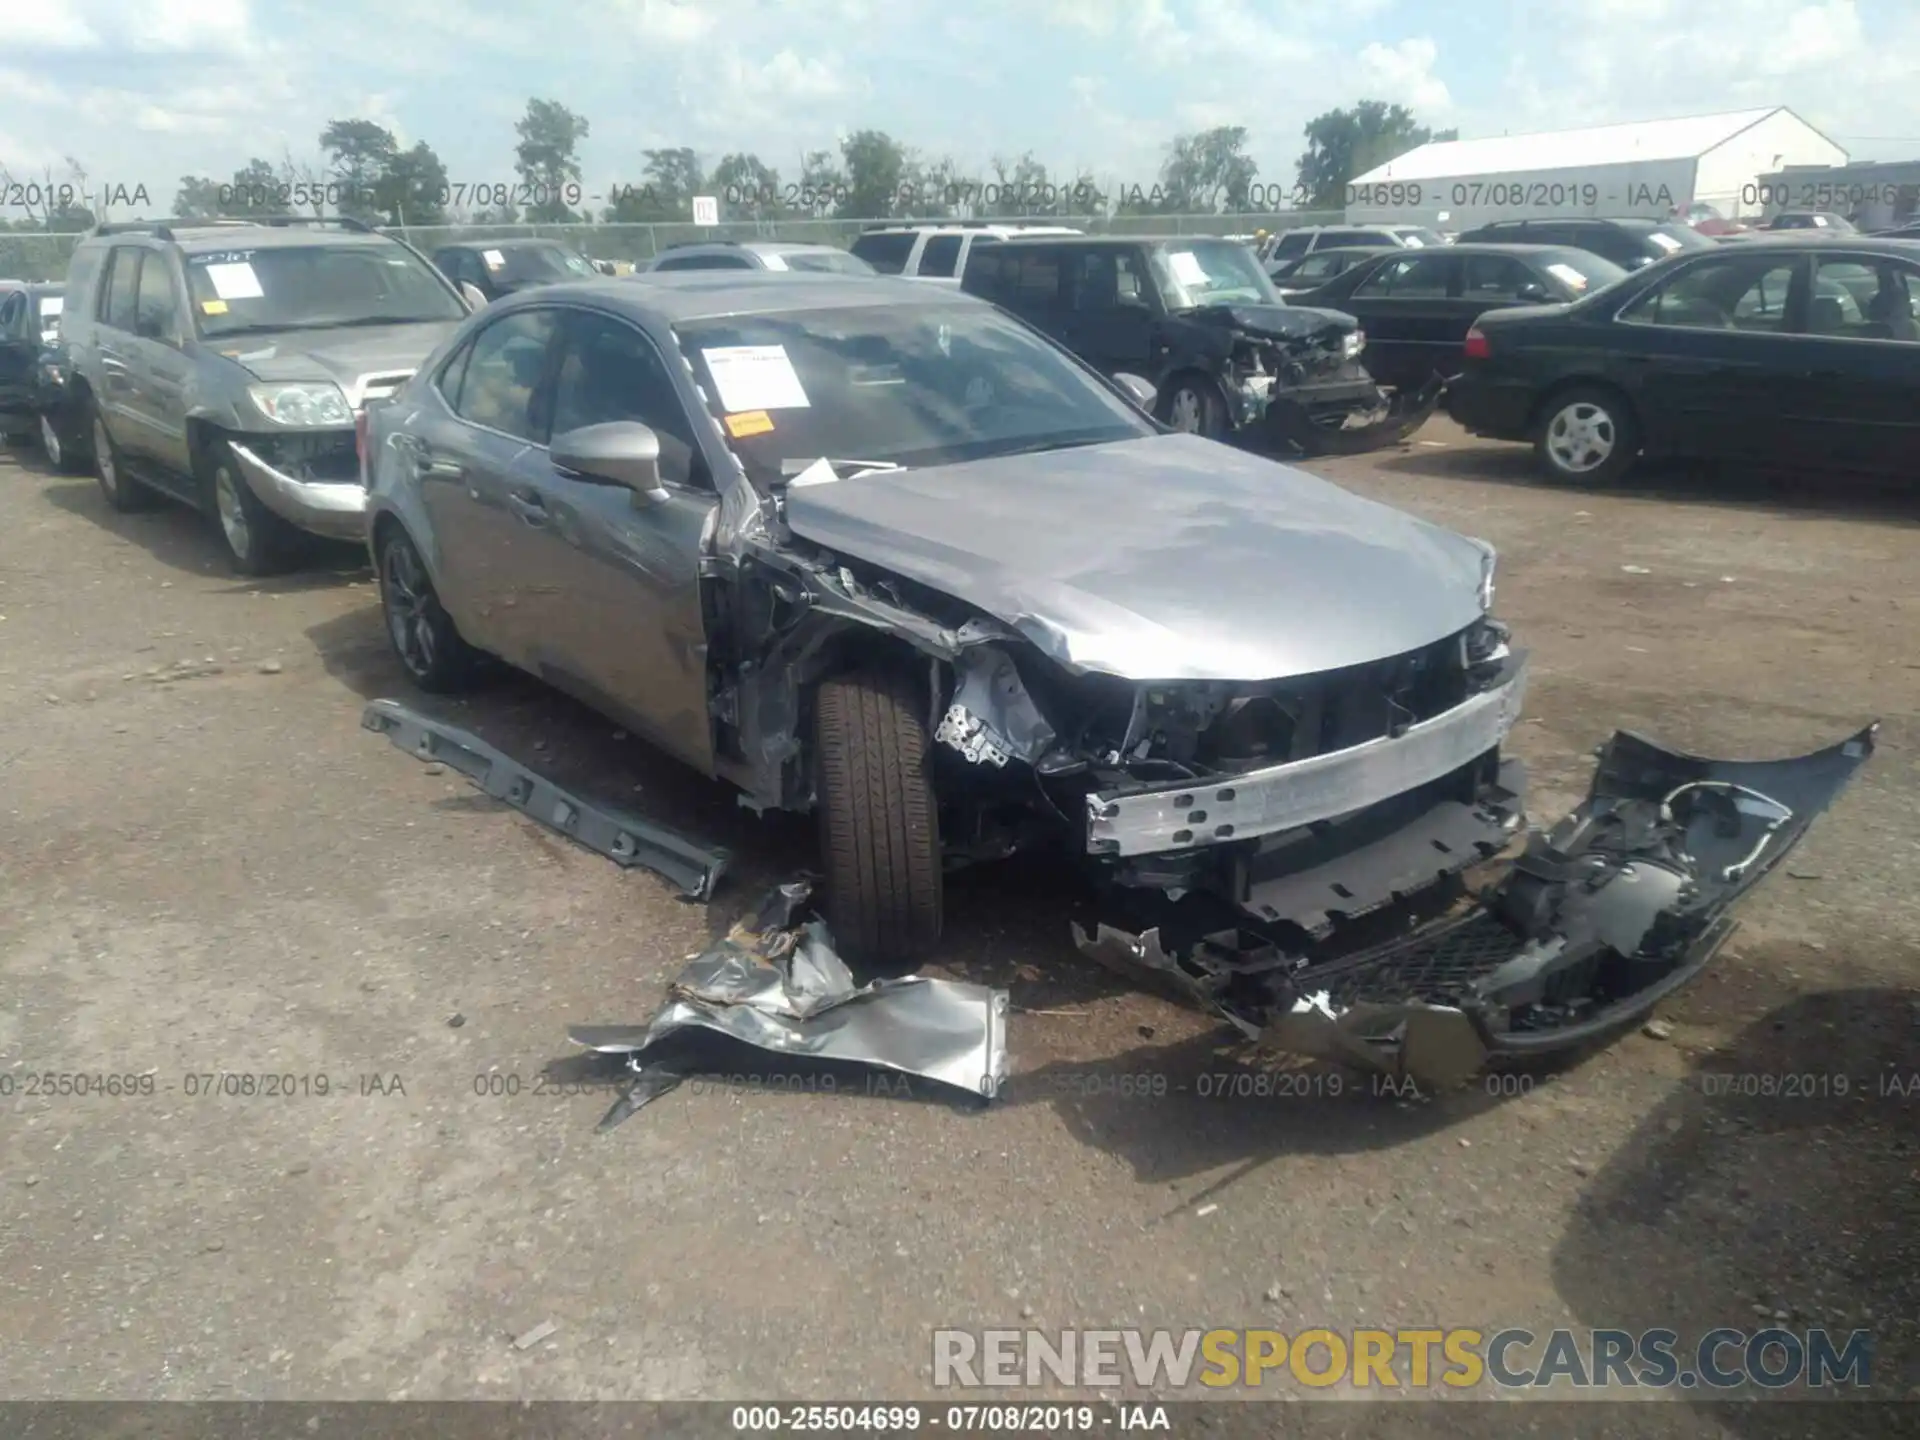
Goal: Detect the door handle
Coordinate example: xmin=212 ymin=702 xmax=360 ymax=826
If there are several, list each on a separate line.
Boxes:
xmin=506 ymin=490 xmax=548 ymax=526
xmin=414 ymin=449 xmax=464 ymax=480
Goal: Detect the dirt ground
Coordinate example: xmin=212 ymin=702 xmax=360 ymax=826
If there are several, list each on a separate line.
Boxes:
xmin=1 ymin=418 xmax=1916 ymax=1427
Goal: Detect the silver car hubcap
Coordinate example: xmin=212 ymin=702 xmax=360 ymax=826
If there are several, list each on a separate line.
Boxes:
xmin=382 ymin=541 xmax=438 ymax=676
xmin=1168 ymin=388 xmax=1204 ymax=432
xmin=1547 ymin=402 xmax=1616 ymax=474
xmin=40 ymin=414 xmax=61 ymax=466
xmin=215 ymin=465 xmax=251 ymax=557
xmin=93 ymin=418 xmax=116 ymax=494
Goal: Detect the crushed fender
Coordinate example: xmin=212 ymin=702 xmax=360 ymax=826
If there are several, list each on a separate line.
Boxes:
xmin=571 ymin=880 xmax=1010 ymax=1130
xmin=361 ymin=699 xmax=730 ymax=899
xmin=1081 ymin=723 xmax=1876 ymax=1089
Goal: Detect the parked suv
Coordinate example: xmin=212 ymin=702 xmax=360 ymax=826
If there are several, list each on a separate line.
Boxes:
xmin=61 ymin=216 xmax=471 ymax=573
xmin=643 ymin=240 xmax=876 ymax=274
xmin=1452 ymin=217 xmax=1715 ymax=270
xmin=849 ymin=223 xmax=1082 ymax=284
xmin=1261 ymin=225 xmax=1445 ymax=265
xmin=961 ymin=234 xmax=1434 ymax=453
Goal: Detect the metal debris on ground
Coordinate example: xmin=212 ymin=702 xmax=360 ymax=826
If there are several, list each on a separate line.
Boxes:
xmin=571 ymin=879 xmax=1010 ymax=1131
xmin=512 ymin=1320 xmax=558 ymax=1350
xmin=360 ymin=698 xmax=730 ymax=899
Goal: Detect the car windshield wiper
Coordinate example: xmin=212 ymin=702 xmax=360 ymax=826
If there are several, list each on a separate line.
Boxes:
xmin=985 ymin=434 xmax=1118 ymax=459
xmin=292 ymin=315 xmax=453 ymax=329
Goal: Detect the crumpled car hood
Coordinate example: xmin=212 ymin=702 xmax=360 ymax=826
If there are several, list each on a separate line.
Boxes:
xmin=1187 ymin=301 xmax=1357 ymax=342
xmin=782 ymin=433 xmax=1489 ymax=681
xmin=219 ymin=320 xmax=464 ymax=388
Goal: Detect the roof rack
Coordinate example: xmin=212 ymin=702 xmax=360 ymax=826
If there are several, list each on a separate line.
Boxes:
xmin=88 ymin=214 xmax=377 ymax=241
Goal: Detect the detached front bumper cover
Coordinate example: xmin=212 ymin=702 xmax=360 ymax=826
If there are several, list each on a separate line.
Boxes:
xmin=1081 ymin=723 xmax=1876 ymax=1087
xmin=1264 ymin=374 xmax=1445 ymax=458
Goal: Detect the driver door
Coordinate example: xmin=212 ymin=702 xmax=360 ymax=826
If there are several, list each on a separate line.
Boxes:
xmin=1059 ymin=248 xmax=1160 ymax=378
xmin=513 ymin=307 xmax=720 ymax=773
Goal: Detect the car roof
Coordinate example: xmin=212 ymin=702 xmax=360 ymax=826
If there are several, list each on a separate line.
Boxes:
xmin=1686 ymin=234 xmax=1920 ymax=256
xmin=497 ymin=270 xmax=983 ymax=323
xmin=979 ymin=234 xmax=1246 ymax=249
xmin=172 ymin=228 xmax=403 ymax=255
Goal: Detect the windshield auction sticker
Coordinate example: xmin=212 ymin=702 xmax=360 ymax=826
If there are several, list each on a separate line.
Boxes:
xmin=203 ymin=262 xmax=264 ymax=300
xmin=701 ymin=345 xmax=811 ymax=411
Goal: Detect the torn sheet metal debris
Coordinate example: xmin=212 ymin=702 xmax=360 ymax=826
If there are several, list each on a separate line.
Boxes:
xmin=361 ymin=699 xmax=730 ymax=899
xmin=935 ymin=645 xmax=1057 ymax=768
xmin=571 ymin=881 xmax=1009 ymax=1129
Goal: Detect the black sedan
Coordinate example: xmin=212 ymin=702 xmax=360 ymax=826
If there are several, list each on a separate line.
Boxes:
xmin=1445 ymin=236 xmax=1920 ymax=485
xmin=429 ymin=238 xmax=599 ymax=303
xmin=1281 ymin=244 xmax=1627 ymax=392
xmin=0 ymin=281 xmax=86 ymax=469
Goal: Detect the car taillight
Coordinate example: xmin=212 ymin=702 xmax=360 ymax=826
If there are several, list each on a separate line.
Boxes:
xmin=1463 ymin=327 xmax=1490 ymax=360
xmin=355 ymin=407 xmax=370 ymax=483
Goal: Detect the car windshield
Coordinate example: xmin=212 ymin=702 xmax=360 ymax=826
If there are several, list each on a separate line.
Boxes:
xmin=780 ymin=250 xmax=876 ymax=275
xmin=1394 ymin=228 xmax=1447 ymax=247
xmin=674 ymin=303 xmax=1154 ymax=488
xmin=1152 ymin=240 xmax=1279 ymax=309
xmin=35 ymin=292 xmax=62 ymax=341
xmin=488 ymin=243 xmax=597 ymax=285
xmin=182 ymin=243 xmax=466 ymax=337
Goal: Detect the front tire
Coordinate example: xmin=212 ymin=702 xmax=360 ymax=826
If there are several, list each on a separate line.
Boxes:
xmin=40 ymin=412 xmax=85 ymax=473
xmin=814 ymin=668 xmax=944 ymax=969
xmin=1159 ymin=377 xmax=1229 ymax=438
xmin=375 ymin=524 xmax=483 ymax=692
xmin=1534 ymin=386 xmax=1639 ymax=486
xmin=206 ymin=440 xmax=306 ymax=576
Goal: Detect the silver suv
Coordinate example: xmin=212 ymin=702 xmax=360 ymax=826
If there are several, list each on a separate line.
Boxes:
xmin=60 ymin=216 xmax=470 ymax=573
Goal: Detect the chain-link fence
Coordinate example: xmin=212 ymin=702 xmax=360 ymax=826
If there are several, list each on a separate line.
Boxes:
xmin=1 ymin=210 xmax=1344 ymax=281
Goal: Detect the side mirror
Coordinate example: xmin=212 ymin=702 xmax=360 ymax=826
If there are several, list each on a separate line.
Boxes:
xmin=459 ymin=281 xmax=488 ymax=310
xmin=551 ymin=421 xmax=668 ymax=504
xmin=1516 ymin=282 xmax=1550 ymax=303
xmin=1113 ymin=372 xmax=1157 ymax=410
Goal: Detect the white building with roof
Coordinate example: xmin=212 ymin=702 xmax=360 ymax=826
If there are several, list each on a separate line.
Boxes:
xmin=1344 ymin=107 xmax=1847 ymax=230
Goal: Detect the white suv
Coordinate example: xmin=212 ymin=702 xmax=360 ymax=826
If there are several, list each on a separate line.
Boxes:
xmin=849 ymin=223 xmax=1083 ymax=285
xmin=1260 ymin=224 xmax=1446 ymax=265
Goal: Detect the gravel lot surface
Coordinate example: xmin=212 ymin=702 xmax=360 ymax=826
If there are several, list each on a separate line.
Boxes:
xmin=2 ymin=419 xmax=1915 ymax=1432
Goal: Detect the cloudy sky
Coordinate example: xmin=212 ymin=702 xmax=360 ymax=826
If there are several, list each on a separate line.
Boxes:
xmin=2 ymin=0 xmax=1917 ymax=214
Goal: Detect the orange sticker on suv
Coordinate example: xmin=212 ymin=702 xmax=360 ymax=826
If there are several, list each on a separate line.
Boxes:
xmin=725 ymin=410 xmax=774 ymax=437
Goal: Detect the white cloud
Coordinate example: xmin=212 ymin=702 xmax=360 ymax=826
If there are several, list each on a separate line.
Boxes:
xmin=0 ymin=7 xmax=101 ymax=48
xmin=1357 ymin=37 xmax=1451 ymax=115
xmin=125 ymin=0 xmax=258 ymax=54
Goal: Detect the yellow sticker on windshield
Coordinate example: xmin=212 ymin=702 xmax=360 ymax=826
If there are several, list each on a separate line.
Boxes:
xmin=201 ymin=299 xmax=229 ymax=315
xmin=725 ymin=410 xmax=774 ymax=438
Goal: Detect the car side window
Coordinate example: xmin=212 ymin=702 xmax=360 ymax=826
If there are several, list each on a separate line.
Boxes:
xmin=102 ymin=248 xmax=141 ymax=332
xmin=917 ymin=235 xmax=964 ymax=278
xmin=1012 ymin=250 xmax=1064 ymax=307
xmin=0 ymin=291 xmax=23 ymax=339
xmin=1810 ymin=258 xmax=1920 ymax=342
xmin=1272 ymin=232 xmax=1313 ymax=260
xmin=550 ymin=311 xmax=703 ymax=487
xmin=1354 ymin=253 xmax=1452 ymax=298
xmin=134 ymin=252 xmax=181 ymax=341
xmin=849 ymin=232 xmax=914 ymax=275
xmin=1573 ymin=228 xmax=1639 ymax=268
xmin=1619 ymin=257 xmax=1799 ymax=333
xmin=450 ymin=308 xmax=560 ymax=441
xmin=1461 ymin=255 xmax=1536 ymax=300
xmin=435 ymin=334 xmax=477 ymax=405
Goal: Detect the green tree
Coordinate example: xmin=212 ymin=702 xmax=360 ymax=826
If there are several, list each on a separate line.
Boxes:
xmin=835 ymin=129 xmax=909 ymax=220
xmin=377 ymin=141 xmax=449 ymax=226
xmin=225 ymin=158 xmax=284 ymax=217
xmin=173 ymin=175 xmax=225 ymax=219
xmin=710 ymin=152 xmax=782 ymax=221
xmin=320 ymin=118 xmax=398 ymax=218
xmin=1159 ymin=126 xmax=1258 ymax=213
xmin=798 ymin=149 xmax=846 ymax=218
xmin=1295 ymin=101 xmax=1458 ymax=210
xmin=982 ymin=151 xmax=1049 ymax=218
xmin=513 ymin=98 xmax=590 ymax=221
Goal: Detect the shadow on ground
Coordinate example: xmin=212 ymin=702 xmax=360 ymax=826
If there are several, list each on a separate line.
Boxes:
xmin=1553 ymin=984 xmax=1920 ymax=1418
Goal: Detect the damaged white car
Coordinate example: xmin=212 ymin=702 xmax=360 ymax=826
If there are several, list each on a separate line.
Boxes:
xmin=363 ymin=272 xmax=1872 ymax=1084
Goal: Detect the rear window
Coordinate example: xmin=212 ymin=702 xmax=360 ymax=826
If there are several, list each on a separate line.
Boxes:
xmin=917 ymin=234 xmax=964 ymax=277
xmin=782 ymin=250 xmax=875 ymax=275
xmin=1626 ymin=221 xmax=1716 ymax=255
xmin=1316 ymin=230 xmax=1395 ymax=249
xmin=849 ymin=232 xmax=915 ymax=275
xmin=1270 ymin=231 xmax=1314 ymax=260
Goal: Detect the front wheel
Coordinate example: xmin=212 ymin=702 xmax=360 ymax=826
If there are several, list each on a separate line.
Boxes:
xmin=1534 ymin=387 xmax=1639 ymax=486
xmin=814 ymin=668 xmax=944 ymax=969
xmin=207 ymin=441 xmax=305 ymax=575
xmin=40 ymin=412 xmax=85 ymax=473
xmin=1159 ymin=377 xmax=1229 ymax=438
